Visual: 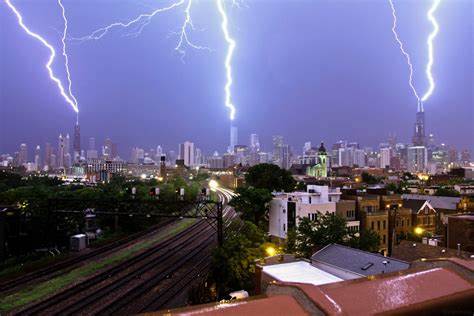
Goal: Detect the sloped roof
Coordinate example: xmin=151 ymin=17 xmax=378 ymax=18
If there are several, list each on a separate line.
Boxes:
xmin=402 ymin=194 xmax=460 ymax=210
xmin=311 ymin=244 xmax=409 ymax=276
xmin=402 ymin=199 xmax=427 ymax=213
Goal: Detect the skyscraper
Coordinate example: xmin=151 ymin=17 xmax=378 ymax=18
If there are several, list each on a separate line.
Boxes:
xmin=19 ymin=143 xmax=28 ymax=166
xmin=229 ymin=125 xmax=238 ymax=153
xmin=380 ymin=147 xmax=391 ymax=169
xmin=179 ymin=141 xmax=195 ymax=167
xmin=87 ymin=137 xmax=98 ymax=159
xmin=413 ymin=102 xmax=426 ymax=146
xmin=58 ymin=134 xmax=65 ymax=168
xmin=73 ymin=123 xmax=81 ymax=160
xmin=250 ymin=133 xmax=260 ymax=152
xmin=407 ymin=146 xmax=428 ymax=173
xmin=44 ymin=142 xmax=52 ymax=169
xmin=34 ymin=145 xmax=41 ymax=171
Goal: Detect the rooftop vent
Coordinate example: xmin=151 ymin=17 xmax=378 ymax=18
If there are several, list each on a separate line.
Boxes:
xmin=361 ymin=262 xmax=374 ymax=271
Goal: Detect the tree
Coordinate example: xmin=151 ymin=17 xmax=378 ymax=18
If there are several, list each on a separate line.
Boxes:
xmin=434 ymin=187 xmax=460 ymax=197
xmin=293 ymin=214 xmax=348 ymax=258
xmin=361 ymin=172 xmax=379 ymax=185
xmin=245 ymin=163 xmax=296 ymax=192
xmin=210 ymin=220 xmax=265 ymax=298
xmin=348 ymin=229 xmax=380 ymax=252
xmin=229 ymin=187 xmax=272 ymax=228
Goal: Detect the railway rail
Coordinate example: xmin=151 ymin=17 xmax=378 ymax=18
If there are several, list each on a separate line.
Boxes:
xmin=0 ymin=218 xmax=176 ymax=294
xmin=12 ymin=188 xmax=236 ymax=315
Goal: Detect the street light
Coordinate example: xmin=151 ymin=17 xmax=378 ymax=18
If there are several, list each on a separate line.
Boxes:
xmin=414 ymin=227 xmax=424 ymax=235
xmin=209 ymin=179 xmax=219 ymax=191
xmin=265 ymin=246 xmax=276 ymax=257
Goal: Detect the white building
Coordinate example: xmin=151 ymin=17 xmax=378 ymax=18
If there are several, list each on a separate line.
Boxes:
xmin=269 ymin=185 xmax=341 ymax=239
xmin=179 ymin=141 xmax=195 ymax=167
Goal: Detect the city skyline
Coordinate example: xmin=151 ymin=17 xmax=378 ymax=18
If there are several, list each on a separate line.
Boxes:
xmin=1 ymin=0 xmax=473 ymax=155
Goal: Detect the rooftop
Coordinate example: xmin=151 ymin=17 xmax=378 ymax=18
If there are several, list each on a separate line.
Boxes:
xmin=402 ymin=194 xmax=461 ymax=210
xmin=311 ymin=244 xmax=409 ymax=276
xmin=262 ymin=261 xmax=342 ymax=286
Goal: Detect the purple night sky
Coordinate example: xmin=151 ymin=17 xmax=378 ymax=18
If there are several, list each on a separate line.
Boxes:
xmin=1 ymin=0 xmax=473 ymax=158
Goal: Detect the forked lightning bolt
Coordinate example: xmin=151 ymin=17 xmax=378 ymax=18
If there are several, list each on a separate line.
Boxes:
xmin=73 ymin=0 xmax=210 ymax=60
xmin=389 ymin=0 xmax=420 ymax=102
xmin=389 ymin=0 xmax=441 ymax=108
xmin=58 ymin=0 xmax=79 ymax=121
xmin=75 ymin=0 xmax=236 ymax=120
xmin=217 ymin=0 xmax=236 ymax=121
xmin=421 ymin=0 xmax=441 ymax=102
xmin=4 ymin=0 xmax=79 ymax=113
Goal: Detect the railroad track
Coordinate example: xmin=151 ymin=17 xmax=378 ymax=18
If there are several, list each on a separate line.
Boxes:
xmin=0 ymin=218 xmax=176 ymax=294
xmin=14 ymin=219 xmax=209 ymax=316
xmin=14 ymin=190 xmax=236 ymax=315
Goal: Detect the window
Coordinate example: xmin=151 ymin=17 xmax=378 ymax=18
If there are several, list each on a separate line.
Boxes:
xmin=428 ymin=217 xmax=430 ymax=225
xmin=407 ymin=219 xmax=410 ymax=226
xmin=396 ymin=220 xmax=399 ymax=227
xmin=283 ymin=224 xmax=286 ymax=232
xmin=401 ymin=219 xmax=404 ymax=227
xmin=383 ymin=220 xmax=386 ymax=229
xmin=377 ymin=221 xmax=380 ymax=230
xmin=383 ymin=235 xmax=386 ymax=244
xmin=371 ymin=221 xmax=374 ymax=230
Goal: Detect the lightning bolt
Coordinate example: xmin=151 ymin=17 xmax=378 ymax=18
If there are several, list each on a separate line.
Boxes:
xmin=389 ymin=0 xmax=441 ymax=110
xmin=389 ymin=0 xmax=420 ymax=102
xmin=174 ymin=0 xmax=212 ymax=61
xmin=58 ymin=0 xmax=79 ymax=122
xmin=72 ymin=0 xmax=210 ymax=60
xmin=216 ymin=0 xmax=236 ymax=121
xmin=71 ymin=0 xmax=186 ymax=42
xmin=4 ymin=0 xmax=79 ymax=113
xmin=421 ymin=0 xmax=441 ymax=102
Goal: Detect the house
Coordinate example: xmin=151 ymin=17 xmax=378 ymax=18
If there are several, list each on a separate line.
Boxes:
xmin=403 ymin=199 xmax=437 ymax=234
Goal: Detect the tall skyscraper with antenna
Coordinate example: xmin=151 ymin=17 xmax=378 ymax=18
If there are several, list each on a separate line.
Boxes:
xmin=412 ymin=101 xmax=426 ymax=146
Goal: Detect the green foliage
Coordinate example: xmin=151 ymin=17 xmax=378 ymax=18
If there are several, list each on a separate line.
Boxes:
xmin=347 ymin=229 xmax=380 ymax=252
xmin=245 ymin=163 xmax=296 ymax=192
xmin=210 ymin=221 xmax=265 ymax=297
xmin=292 ymin=214 xmax=381 ymax=258
xmin=229 ymin=187 xmax=272 ymax=228
xmin=361 ymin=172 xmax=379 ymax=185
xmin=434 ymin=187 xmax=460 ymax=197
xmin=293 ymin=215 xmax=348 ymax=257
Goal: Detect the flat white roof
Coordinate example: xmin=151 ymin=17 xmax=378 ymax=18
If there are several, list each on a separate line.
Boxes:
xmin=262 ymin=261 xmax=342 ymax=286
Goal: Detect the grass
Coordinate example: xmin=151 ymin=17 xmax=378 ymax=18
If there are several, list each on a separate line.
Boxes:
xmin=0 ymin=219 xmax=197 ymax=313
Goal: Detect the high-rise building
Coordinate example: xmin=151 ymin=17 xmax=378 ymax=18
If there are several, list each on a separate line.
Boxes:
xmin=303 ymin=142 xmax=312 ymax=154
xmin=461 ymin=149 xmax=471 ymax=166
xmin=272 ymin=135 xmax=284 ymax=165
xmin=65 ymin=134 xmax=70 ymax=157
xmin=87 ymin=137 xmax=98 ymax=160
xmin=34 ymin=145 xmax=41 ymax=170
xmin=179 ymin=141 xmax=195 ymax=167
xmin=58 ymin=134 xmax=65 ymax=168
xmin=73 ymin=123 xmax=81 ymax=160
xmin=44 ymin=142 xmax=53 ymax=169
xmin=407 ymin=146 xmax=428 ymax=173
xmin=353 ymin=149 xmax=366 ymax=168
xmin=229 ymin=125 xmax=238 ymax=153
xmin=412 ymin=102 xmax=426 ymax=146
xmin=195 ymin=147 xmax=202 ymax=166
xmin=250 ymin=133 xmax=260 ymax=152
xmin=18 ymin=143 xmax=28 ymax=166
xmin=380 ymin=147 xmax=391 ymax=169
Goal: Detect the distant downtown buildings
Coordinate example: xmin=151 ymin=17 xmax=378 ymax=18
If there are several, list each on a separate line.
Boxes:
xmin=1 ymin=108 xmax=472 ymax=176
